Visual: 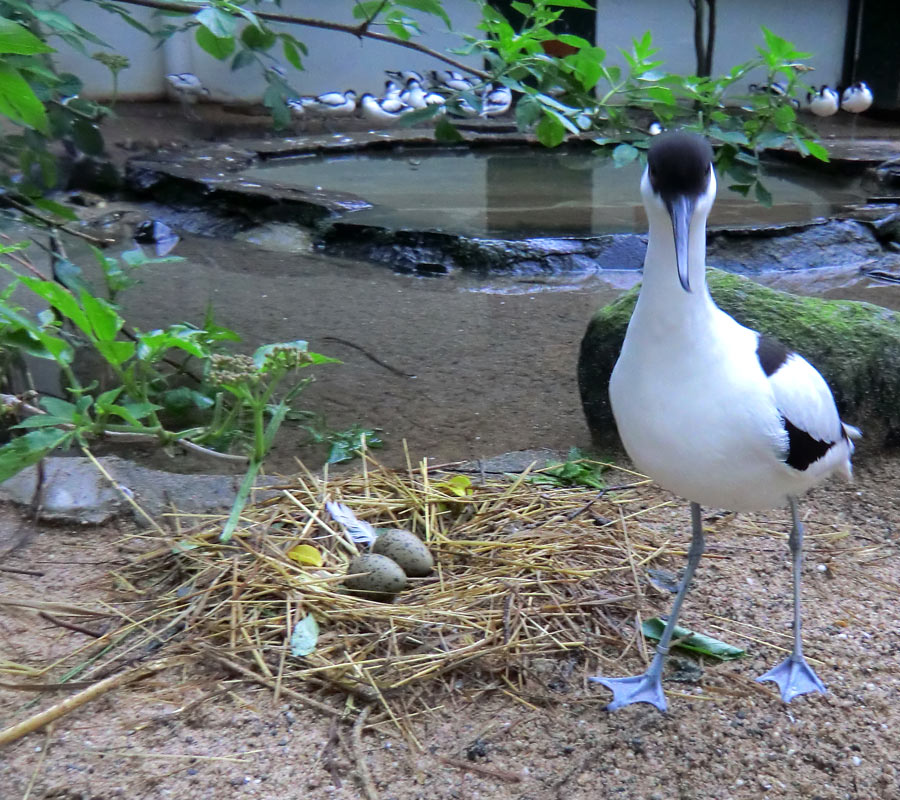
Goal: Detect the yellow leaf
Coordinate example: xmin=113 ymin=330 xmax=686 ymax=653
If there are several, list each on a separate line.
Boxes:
xmin=435 ymin=475 xmax=473 ymax=497
xmin=287 ymin=544 xmax=323 ymax=566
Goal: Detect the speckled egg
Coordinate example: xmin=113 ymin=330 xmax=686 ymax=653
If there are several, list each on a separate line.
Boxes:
xmin=345 ymin=553 xmax=408 ymax=598
xmin=372 ymin=529 xmax=434 ymax=577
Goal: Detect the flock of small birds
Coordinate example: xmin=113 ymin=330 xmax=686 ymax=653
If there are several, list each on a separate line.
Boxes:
xmin=165 ymin=67 xmax=512 ymax=128
xmin=165 ymin=70 xmax=874 ymax=130
xmin=285 ymin=68 xmax=514 ymax=127
xmin=748 ymin=80 xmax=873 ymax=117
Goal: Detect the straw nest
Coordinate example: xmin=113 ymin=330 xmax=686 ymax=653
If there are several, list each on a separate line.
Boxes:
xmin=123 ymin=457 xmax=684 ymax=722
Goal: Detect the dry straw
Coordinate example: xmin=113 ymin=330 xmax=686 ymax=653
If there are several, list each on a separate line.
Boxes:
xmin=105 ymin=455 xmax=684 ymax=720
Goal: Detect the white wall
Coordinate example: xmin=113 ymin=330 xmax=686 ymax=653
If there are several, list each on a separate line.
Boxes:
xmin=43 ymin=0 xmax=849 ymax=102
xmin=595 ymin=0 xmax=849 ymax=89
xmin=44 ymin=0 xmax=483 ymax=101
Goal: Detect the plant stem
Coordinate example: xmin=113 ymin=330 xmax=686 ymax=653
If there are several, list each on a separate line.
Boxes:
xmin=219 ymin=457 xmax=262 ymax=543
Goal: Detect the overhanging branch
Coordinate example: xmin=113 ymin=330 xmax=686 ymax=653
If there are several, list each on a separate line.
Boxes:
xmin=108 ymin=0 xmax=491 ymax=80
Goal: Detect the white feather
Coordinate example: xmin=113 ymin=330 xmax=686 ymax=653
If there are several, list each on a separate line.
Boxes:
xmin=326 ymin=500 xmax=377 ymax=547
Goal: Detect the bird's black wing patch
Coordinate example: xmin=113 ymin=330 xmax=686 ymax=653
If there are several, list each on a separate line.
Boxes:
xmin=756 ymin=335 xmax=790 ymax=377
xmin=783 ymin=418 xmax=834 ymax=471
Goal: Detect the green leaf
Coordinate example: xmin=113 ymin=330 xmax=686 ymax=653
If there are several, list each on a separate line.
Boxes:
xmin=31 ymin=198 xmax=78 ymax=222
xmin=14 ymin=414 xmax=71 ymax=429
xmin=196 ymin=7 xmax=236 ymax=38
xmin=0 ymin=18 xmax=55 ymax=55
xmin=514 ymin=93 xmax=542 ymax=128
xmin=643 ymin=85 xmax=675 ymax=105
xmin=803 ymin=139 xmax=829 ymax=162
xmin=240 ymin=24 xmax=276 ymax=52
xmin=398 ymin=0 xmax=452 ymax=28
xmin=289 ymin=613 xmax=319 ymax=657
xmin=434 ymin=117 xmax=463 ymax=142
xmin=0 ymin=428 xmax=73 ymax=483
xmin=79 ymin=290 xmax=123 ymax=341
xmin=95 ymin=387 xmax=124 ymax=409
xmin=40 ymin=396 xmax=78 ymax=422
xmin=535 ymin=112 xmax=565 ymax=148
xmin=103 ymin=401 xmax=159 ymax=425
xmin=196 ymin=26 xmax=235 ymax=60
xmin=772 ymin=103 xmax=796 ymax=131
xmin=71 ymin=118 xmax=104 ymax=156
xmin=612 ymin=142 xmax=639 ymax=167
xmin=546 ymin=0 xmax=593 ymax=7
xmin=754 ymin=180 xmax=773 ymax=207
xmin=0 ymin=64 xmax=49 ymax=134
xmin=17 ymin=276 xmax=91 ymax=337
xmin=0 ymin=312 xmax=74 ymax=364
xmin=94 ymin=339 xmax=135 ymax=366
xmin=707 ymin=127 xmax=749 ymax=146
xmin=281 ymin=37 xmax=303 ymax=70
xmin=642 ymin=617 xmax=746 ymax=661
xmin=231 ymin=48 xmax=256 ymax=71
xmin=263 ymin=83 xmax=290 ymax=130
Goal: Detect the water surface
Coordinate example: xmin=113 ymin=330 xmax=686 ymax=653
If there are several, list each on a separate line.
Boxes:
xmin=244 ymin=147 xmax=866 ymax=237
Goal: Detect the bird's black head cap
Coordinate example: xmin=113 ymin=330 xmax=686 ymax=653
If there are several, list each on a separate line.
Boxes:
xmin=647 ymin=132 xmax=714 ymax=199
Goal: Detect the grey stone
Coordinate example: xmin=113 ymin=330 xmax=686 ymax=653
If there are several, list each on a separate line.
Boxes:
xmin=578 ymin=268 xmax=900 ymax=450
xmin=707 ymin=219 xmax=897 ymax=274
xmin=0 ymin=456 xmax=276 ymax=525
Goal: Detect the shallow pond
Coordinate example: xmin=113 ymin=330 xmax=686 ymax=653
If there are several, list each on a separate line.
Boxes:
xmin=243 ymin=147 xmax=868 ymax=237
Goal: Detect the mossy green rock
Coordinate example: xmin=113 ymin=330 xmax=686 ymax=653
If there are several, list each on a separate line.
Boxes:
xmin=578 ymin=268 xmax=900 ymax=450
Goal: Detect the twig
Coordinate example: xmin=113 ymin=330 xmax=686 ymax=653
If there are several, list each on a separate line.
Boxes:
xmin=0 ymin=660 xmax=168 ymax=747
xmin=0 ymin=566 xmax=44 ymax=576
xmin=323 ymin=336 xmax=415 ymax=378
xmin=436 ymin=755 xmax=523 ymax=782
xmin=352 ymin=705 xmax=379 ymax=800
xmin=2 ymin=196 xmax=114 ymax=246
xmin=109 ymin=0 xmax=490 ymax=79
xmin=199 ymin=646 xmax=342 ymax=718
xmin=38 ymin=611 xmax=103 ymax=639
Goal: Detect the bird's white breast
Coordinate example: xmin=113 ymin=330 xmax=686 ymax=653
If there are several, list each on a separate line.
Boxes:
xmin=610 ymin=302 xmax=815 ymax=511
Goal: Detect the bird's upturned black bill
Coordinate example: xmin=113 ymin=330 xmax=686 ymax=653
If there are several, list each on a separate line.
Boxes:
xmin=666 ymin=194 xmax=695 ymax=292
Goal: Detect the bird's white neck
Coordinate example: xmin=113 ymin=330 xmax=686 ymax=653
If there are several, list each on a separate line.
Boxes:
xmin=637 ymin=209 xmax=715 ymax=324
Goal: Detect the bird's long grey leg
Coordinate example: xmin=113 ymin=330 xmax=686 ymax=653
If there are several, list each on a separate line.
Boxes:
xmin=756 ymin=497 xmax=826 ymax=701
xmin=590 ymin=502 xmax=705 ymax=712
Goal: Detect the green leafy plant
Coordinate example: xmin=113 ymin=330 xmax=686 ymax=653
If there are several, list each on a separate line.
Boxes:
xmin=0 ymin=241 xmax=342 ymax=542
xmin=298 ymin=416 xmax=384 ymax=465
xmin=528 ymin=447 xmax=609 ymax=489
xmin=438 ymin=3 xmax=827 ymax=202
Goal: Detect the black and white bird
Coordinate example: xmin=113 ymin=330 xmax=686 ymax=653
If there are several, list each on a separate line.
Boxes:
xmin=481 ymin=84 xmax=512 ymax=117
xmin=380 ymin=80 xmax=404 ymax=111
xmin=841 ymin=81 xmax=873 ymax=114
xmin=360 ymin=93 xmax=408 ymax=127
xmin=386 ymin=69 xmax=424 ymax=84
xmin=429 ymin=69 xmax=474 ymax=93
xmin=314 ymin=90 xmax=357 ymax=117
xmin=166 ymin=72 xmax=206 ymax=97
xmin=166 ymin=72 xmax=208 ymax=117
xmin=400 ymin=79 xmax=428 ymax=110
xmin=749 ymin=80 xmax=800 ymax=109
xmin=591 ymin=132 xmax=859 ymax=712
xmin=287 ymin=96 xmax=319 ymax=123
xmin=806 ymin=85 xmax=839 ymax=117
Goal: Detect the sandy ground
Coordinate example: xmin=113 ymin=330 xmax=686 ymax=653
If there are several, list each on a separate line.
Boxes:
xmin=2 ymin=454 xmax=900 ymax=800
xmin=2 ymin=103 xmax=900 ymax=799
